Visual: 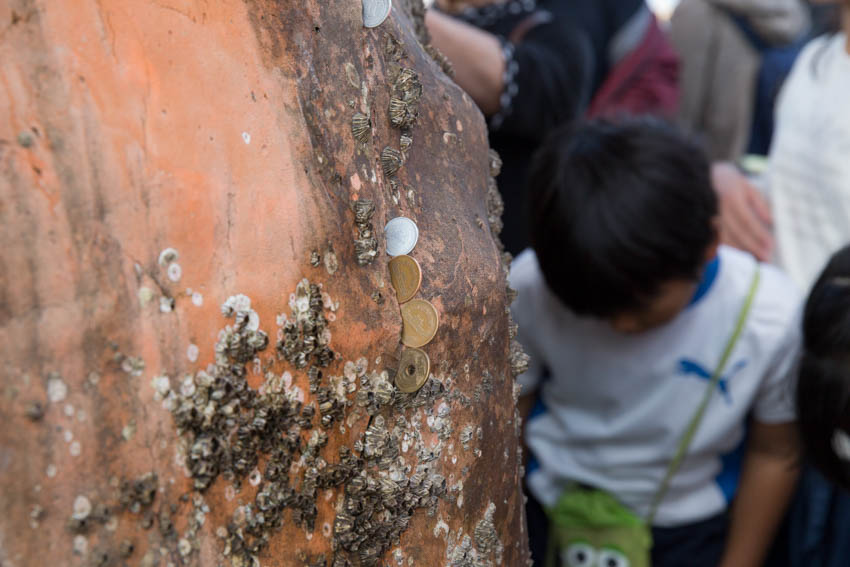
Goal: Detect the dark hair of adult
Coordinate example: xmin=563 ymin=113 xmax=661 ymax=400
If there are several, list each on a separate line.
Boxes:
xmin=525 ymin=117 xmax=718 ymax=318
xmin=797 ymin=245 xmax=850 ymax=490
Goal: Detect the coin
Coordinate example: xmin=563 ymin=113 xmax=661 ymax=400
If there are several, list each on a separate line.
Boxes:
xmin=385 ymin=217 xmax=419 ymax=256
xmin=400 ymin=298 xmax=439 ymax=348
xmin=362 ymin=0 xmax=392 ymax=28
xmin=388 ymin=255 xmax=422 ymax=303
xmin=396 ymin=348 xmax=430 ymax=393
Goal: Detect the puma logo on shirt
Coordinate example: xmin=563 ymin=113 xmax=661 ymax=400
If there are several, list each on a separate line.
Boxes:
xmin=677 ymin=359 xmax=749 ymax=405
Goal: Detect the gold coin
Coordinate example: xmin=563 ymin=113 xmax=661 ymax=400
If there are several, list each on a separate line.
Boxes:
xmin=400 ymin=298 xmax=439 ymax=348
xmin=388 ymin=255 xmax=422 ymax=303
xmin=396 ymin=348 xmax=430 ymax=393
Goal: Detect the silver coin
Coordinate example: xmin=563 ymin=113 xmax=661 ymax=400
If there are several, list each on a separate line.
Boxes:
xmin=363 ymin=0 xmax=392 ymax=28
xmin=385 ymin=217 xmax=419 ymax=257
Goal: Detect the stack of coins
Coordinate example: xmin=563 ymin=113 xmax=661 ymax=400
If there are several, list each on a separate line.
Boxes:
xmin=385 ymin=217 xmax=438 ymax=393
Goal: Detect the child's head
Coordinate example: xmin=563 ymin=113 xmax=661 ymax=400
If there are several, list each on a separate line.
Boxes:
xmin=797 ymin=245 xmax=850 ymax=490
xmin=526 ymin=117 xmax=718 ymax=333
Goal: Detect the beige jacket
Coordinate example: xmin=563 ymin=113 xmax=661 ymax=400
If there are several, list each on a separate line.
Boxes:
xmin=670 ymin=0 xmax=809 ymax=161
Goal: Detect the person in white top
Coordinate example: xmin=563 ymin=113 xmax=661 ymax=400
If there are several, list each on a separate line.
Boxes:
xmin=713 ymin=2 xmax=850 ymax=293
xmin=513 ymin=117 xmax=802 ymax=567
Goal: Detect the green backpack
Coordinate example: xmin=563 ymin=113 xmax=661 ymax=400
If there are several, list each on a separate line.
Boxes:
xmin=546 ymin=267 xmax=761 ymax=567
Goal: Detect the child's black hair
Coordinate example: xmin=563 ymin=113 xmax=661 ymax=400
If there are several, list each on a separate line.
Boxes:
xmin=797 ymin=245 xmax=850 ymax=490
xmin=525 ymin=117 xmax=717 ymax=318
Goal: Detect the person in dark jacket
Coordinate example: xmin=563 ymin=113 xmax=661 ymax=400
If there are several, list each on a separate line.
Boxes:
xmin=426 ymin=0 xmax=678 ymax=255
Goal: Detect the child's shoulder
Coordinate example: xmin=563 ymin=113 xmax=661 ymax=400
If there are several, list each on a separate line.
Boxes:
xmin=718 ymin=246 xmax=802 ymax=337
xmin=508 ymin=249 xmax=568 ymax=327
xmin=508 ymin=249 xmax=543 ymax=292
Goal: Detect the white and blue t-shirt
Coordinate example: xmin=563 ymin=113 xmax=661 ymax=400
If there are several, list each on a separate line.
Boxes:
xmin=511 ymin=245 xmax=801 ymax=527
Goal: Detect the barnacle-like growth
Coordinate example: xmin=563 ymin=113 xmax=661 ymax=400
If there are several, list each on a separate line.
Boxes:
xmin=352 ymin=199 xmax=378 ymax=266
xmin=381 ymin=147 xmax=403 ymax=177
xmin=388 ymin=67 xmax=422 ymax=129
xmin=351 ymin=112 xmax=371 ymax=143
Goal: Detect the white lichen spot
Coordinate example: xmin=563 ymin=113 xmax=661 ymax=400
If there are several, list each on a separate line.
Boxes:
xmin=72 ymin=495 xmax=92 ymax=520
xmin=225 ymin=485 xmax=236 ymax=501
xmin=323 ymin=523 xmax=332 ymax=538
xmin=70 ymin=441 xmax=81 ymax=457
xmin=192 ymin=292 xmax=203 ymax=306
xmin=76 ymin=409 xmax=87 ymax=422
xmin=121 ymin=356 xmax=145 ymax=376
xmin=73 ymin=534 xmax=88 ymax=556
xmin=393 ymin=548 xmax=404 ymax=565
xmin=249 ymin=468 xmax=262 ymax=487
xmin=162 ymin=393 xmax=178 ymax=411
xmin=122 ymin=420 xmax=136 ymax=441
xmin=47 ymin=376 xmax=68 ymax=403
xmin=222 ymin=294 xmax=259 ymax=330
xmin=152 ymin=375 xmax=172 ymax=398
xmin=158 ymin=247 xmax=179 ymax=267
xmin=138 ymin=286 xmax=155 ymax=307
xmin=457 ymin=493 xmax=464 ymax=508
xmin=105 ymin=516 xmax=119 ymax=532
xmin=167 ymin=263 xmax=182 ymax=282
xmin=343 ymin=361 xmax=358 ymax=381
xmin=63 ymin=430 xmax=73 ymax=443
xmin=434 ymin=517 xmax=450 ymax=539
xmin=178 ymin=538 xmax=192 ymax=557
xmin=287 ymin=385 xmax=305 ymax=403
xmin=64 ymin=404 xmax=75 ymax=417
xmin=324 ymin=250 xmax=339 ymax=275
xmin=87 ymin=371 xmax=100 ymax=386
xmin=160 ymin=296 xmax=175 ymax=313
xmin=242 ymin=131 xmax=251 ymax=144
xmin=180 ymin=375 xmax=196 ymax=397
xmin=46 ymin=464 xmax=57 ymax=478
xmin=187 ymin=343 xmax=199 ymax=363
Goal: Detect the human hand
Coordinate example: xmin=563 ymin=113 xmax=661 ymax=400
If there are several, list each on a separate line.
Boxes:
xmin=711 ymin=162 xmax=774 ymax=262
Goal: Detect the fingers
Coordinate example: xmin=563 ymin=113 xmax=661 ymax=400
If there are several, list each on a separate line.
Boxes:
xmin=720 ymin=189 xmax=774 ymax=262
xmin=745 ymin=181 xmax=773 ymax=228
xmin=722 ymin=214 xmax=773 ymax=262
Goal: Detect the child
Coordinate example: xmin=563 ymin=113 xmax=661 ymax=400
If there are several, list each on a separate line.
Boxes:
xmin=796 ymin=244 xmax=850 ymax=489
xmin=512 ymin=118 xmax=801 ymax=567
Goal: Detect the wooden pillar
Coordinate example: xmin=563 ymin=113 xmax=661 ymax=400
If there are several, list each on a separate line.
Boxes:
xmin=0 ymin=1 xmax=530 ymax=565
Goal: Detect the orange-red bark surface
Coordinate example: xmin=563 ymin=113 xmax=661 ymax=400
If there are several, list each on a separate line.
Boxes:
xmin=0 ymin=1 xmax=528 ymax=565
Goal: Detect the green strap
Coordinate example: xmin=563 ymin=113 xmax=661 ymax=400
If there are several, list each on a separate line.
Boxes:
xmin=647 ymin=265 xmax=761 ymax=525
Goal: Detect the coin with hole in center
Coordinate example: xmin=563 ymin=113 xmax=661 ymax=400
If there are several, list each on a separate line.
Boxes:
xmin=400 ymin=298 xmax=439 ymax=348
xmin=385 ymin=216 xmax=419 ymax=256
xmin=396 ymin=347 xmax=430 ymax=393
xmin=388 ymin=255 xmax=422 ymax=303
xmin=363 ymin=0 xmax=392 ymax=28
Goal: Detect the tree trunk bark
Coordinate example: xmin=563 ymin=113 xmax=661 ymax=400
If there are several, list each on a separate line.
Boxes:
xmin=0 ymin=1 xmax=530 ymax=565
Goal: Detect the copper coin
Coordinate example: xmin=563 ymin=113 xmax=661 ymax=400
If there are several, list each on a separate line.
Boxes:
xmin=395 ymin=348 xmax=430 ymax=393
xmin=388 ymin=255 xmax=422 ymax=303
xmin=400 ymin=298 xmax=439 ymax=348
